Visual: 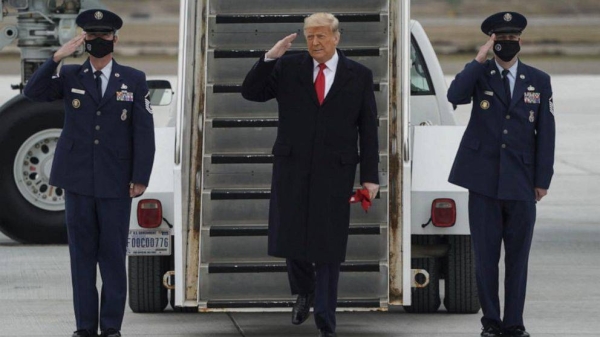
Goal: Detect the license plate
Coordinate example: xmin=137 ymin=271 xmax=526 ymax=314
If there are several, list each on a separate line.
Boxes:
xmin=127 ymin=229 xmax=171 ymax=256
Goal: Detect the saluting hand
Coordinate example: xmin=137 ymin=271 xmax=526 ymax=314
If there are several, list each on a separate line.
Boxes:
xmin=53 ymin=32 xmax=85 ymax=63
xmin=265 ymin=33 xmax=297 ymax=59
xmin=362 ymin=182 xmax=380 ymax=201
xmin=130 ymin=183 xmax=147 ymax=198
xmin=475 ymin=33 xmax=495 ymax=64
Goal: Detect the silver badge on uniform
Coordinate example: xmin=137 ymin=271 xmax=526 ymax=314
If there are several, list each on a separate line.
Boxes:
xmin=121 ymin=109 xmax=128 ymax=121
xmin=115 ymin=73 xmax=120 ymax=78
xmin=527 ymin=85 xmax=535 ymax=91
xmin=520 ymin=74 xmax=525 ymax=79
xmin=529 ymin=111 xmax=535 ymax=123
xmin=94 ymin=11 xmax=103 ymax=20
xmin=121 ymin=84 xmax=128 ymax=90
xmin=490 ymin=70 xmax=496 ymax=75
xmin=504 ymin=13 xmax=512 ymax=21
xmin=72 ymin=99 xmax=80 ymax=108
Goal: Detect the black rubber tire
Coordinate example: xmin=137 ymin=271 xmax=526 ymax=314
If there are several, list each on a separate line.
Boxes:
xmin=444 ymin=235 xmax=481 ymax=313
xmin=404 ymin=235 xmax=442 ymax=313
xmin=0 ymin=95 xmax=66 ymax=244
xmin=128 ymin=255 xmax=169 ymax=313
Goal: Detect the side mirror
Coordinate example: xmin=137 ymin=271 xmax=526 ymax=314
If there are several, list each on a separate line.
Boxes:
xmin=147 ymin=80 xmax=174 ymax=106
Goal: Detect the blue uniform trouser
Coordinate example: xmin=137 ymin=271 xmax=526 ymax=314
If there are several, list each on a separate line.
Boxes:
xmin=468 ymin=191 xmax=536 ymax=329
xmin=287 ymin=259 xmax=341 ymax=333
xmin=65 ymin=191 xmax=132 ymax=332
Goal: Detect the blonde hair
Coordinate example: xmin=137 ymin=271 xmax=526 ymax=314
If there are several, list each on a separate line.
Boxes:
xmin=304 ymin=12 xmax=340 ymax=37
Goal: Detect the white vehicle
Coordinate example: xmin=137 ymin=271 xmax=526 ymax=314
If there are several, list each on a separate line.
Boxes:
xmin=127 ymin=0 xmax=478 ymax=315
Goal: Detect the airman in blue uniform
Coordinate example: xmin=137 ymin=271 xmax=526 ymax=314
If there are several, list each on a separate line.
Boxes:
xmin=23 ymin=9 xmax=155 ymax=337
xmin=447 ymin=12 xmax=555 ymax=337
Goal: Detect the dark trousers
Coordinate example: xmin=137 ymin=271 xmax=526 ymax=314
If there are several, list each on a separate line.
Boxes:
xmin=287 ymin=259 xmax=341 ymax=333
xmin=468 ymin=191 xmax=536 ymax=329
xmin=65 ymin=191 xmax=132 ymax=332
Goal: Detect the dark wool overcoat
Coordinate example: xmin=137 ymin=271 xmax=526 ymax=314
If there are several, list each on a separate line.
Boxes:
xmin=242 ymin=50 xmax=379 ymax=263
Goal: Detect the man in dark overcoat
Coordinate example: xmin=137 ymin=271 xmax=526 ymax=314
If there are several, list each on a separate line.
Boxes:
xmin=24 ymin=9 xmax=155 ymax=337
xmin=447 ymin=12 xmax=555 ymax=337
xmin=241 ymin=12 xmax=379 ymax=337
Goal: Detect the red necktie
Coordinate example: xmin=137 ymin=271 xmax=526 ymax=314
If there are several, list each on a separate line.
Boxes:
xmin=315 ymin=63 xmax=326 ymax=105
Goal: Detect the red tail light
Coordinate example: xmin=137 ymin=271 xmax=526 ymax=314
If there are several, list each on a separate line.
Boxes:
xmin=137 ymin=199 xmax=163 ymax=228
xmin=431 ymin=198 xmax=456 ymax=227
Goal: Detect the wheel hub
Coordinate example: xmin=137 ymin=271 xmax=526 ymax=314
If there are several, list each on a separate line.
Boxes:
xmin=13 ymin=129 xmax=64 ymax=211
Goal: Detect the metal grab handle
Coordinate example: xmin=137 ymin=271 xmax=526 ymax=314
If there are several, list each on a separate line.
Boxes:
xmin=163 ymin=270 xmax=175 ymax=290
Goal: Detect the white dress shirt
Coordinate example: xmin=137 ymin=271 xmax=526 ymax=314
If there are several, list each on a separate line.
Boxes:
xmin=91 ymin=60 xmax=113 ymax=96
xmin=496 ymin=59 xmax=518 ymax=96
xmin=312 ymin=51 xmax=338 ymax=97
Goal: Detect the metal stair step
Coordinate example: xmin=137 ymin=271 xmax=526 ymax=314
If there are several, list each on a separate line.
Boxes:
xmin=212 ymin=83 xmax=382 ymax=93
xmin=206 ymin=298 xmax=383 ymax=309
xmin=209 ymin=188 xmax=383 ymax=200
xmin=211 ymin=154 xmax=273 ymax=164
xmin=215 ymin=13 xmax=381 ymax=24
xmin=211 ymin=118 xmax=278 ymax=128
xmin=214 ymin=48 xmax=381 ymax=58
xmin=199 ymin=263 xmax=388 ymax=300
xmin=207 ymin=261 xmax=382 ymax=273
xmin=209 ymin=224 xmax=381 ymax=237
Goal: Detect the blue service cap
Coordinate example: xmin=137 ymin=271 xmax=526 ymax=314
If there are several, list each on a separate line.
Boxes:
xmin=76 ymin=9 xmax=123 ymax=32
xmin=481 ymin=12 xmax=527 ymax=36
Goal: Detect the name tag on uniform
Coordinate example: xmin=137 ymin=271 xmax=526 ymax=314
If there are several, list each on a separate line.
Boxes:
xmin=116 ymin=91 xmax=134 ymax=102
xmin=71 ymin=88 xmax=85 ymax=95
xmin=524 ymin=92 xmax=540 ymax=104
xmin=484 ymin=90 xmax=494 ymax=96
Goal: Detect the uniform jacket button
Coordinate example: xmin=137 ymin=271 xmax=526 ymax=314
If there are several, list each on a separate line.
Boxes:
xmin=94 ymin=139 xmax=99 ymax=145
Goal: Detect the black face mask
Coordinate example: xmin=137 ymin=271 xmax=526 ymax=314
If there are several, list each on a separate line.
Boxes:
xmin=493 ymin=40 xmax=520 ymax=62
xmin=85 ymin=37 xmax=114 ymax=58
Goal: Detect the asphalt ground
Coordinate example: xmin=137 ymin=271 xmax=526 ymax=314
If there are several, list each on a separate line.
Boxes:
xmin=1 ymin=61 xmax=600 ymax=336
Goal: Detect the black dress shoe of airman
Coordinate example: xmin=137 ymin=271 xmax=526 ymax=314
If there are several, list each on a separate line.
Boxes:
xmin=504 ymin=326 xmax=530 ymax=337
xmin=291 ymin=292 xmax=314 ymax=325
xmin=318 ymin=330 xmax=337 ymax=337
xmin=100 ymin=328 xmax=121 ymax=337
xmin=481 ymin=325 xmax=503 ymax=337
xmin=72 ymin=330 xmax=97 ymax=337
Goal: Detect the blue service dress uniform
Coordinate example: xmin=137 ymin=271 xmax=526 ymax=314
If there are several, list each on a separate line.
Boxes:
xmin=447 ymin=59 xmax=555 ymax=330
xmin=23 ymin=57 xmax=155 ymax=332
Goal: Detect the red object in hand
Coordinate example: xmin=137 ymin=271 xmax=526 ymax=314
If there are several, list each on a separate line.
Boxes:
xmin=349 ymin=188 xmax=371 ymax=212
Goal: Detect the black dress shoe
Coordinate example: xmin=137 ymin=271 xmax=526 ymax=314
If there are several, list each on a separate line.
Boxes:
xmin=504 ymin=326 xmax=530 ymax=336
xmin=100 ymin=328 xmax=121 ymax=337
xmin=481 ymin=325 xmax=503 ymax=337
xmin=318 ymin=331 xmax=337 ymax=337
xmin=291 ymin=292 xmax=314 ymax=325
xmin=72 ymin=330 xmax=97 ymax=337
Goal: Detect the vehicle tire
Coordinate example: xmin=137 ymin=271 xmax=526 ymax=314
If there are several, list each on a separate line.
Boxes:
xmin=128 ymin=255 xmax=169 ymax=313
xmin=403 ymin=235 xmax=441 ymax=313
xmin=0 ymin=95 xmax=66 ymax=243
xmin=444 ymin=235 xmax=480 ymax=313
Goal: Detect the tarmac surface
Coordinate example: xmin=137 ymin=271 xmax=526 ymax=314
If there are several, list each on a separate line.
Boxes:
xmin=1 ymin=73 xmax=600 ymax=336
